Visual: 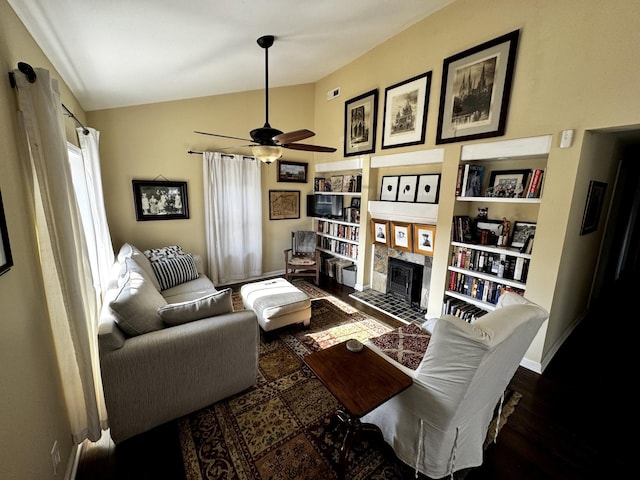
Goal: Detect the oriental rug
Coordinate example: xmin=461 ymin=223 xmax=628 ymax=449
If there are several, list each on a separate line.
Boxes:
xmin=179 ymin=279 xmax=521 ymax=480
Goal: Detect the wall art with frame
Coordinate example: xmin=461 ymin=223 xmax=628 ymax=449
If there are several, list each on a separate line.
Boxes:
xmin=371 ymin=218 xmax=389 ymax=246
xmin=413 ymin=223 xmax=436 ymax=256
xmin=397 ymin=175 xmax=418 ymax=202
xmin=391 ymin=221 xmax=413 ymax=252
xmin=580 ymin=180 xmax=607 ymax=235
xmin=0 ymin=190 xmax=14 ymax=276
xmin=510 ymin=221 xmax=536 ymax=248
xmin=487 ymin=169 xmax=530 ymax=198
xmin=380 ymin=175 xmax=400 ymax=201
xmin=344 ymin=89 xmax=379 ymax=157
xmin=132 ymin=180 xmax=189 ymax=221
xmin=268 ymin=190 xmax=300 ymax=220
xmin=416 ymin=174 xmax=441 ymax=203
xmin=277 ymin=160 xmax=307 ymax=183
xmin=381 ymin=71 xmax=432 ymax=149
xmin=436 ymin=30 xmax=520 ymax=144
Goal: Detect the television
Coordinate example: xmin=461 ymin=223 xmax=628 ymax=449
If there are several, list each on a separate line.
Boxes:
xmin=307 ymin=194 xmax=343 ymax=218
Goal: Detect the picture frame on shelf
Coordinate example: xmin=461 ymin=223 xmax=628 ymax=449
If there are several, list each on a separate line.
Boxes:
xmin=510 ymin=221 xmax=536 ymax=248
xmin=397 ymin=175 xmax=418 ymax=202
xmin=580 ymin=180 xmax=607 ymax=235
xmin=415 ymin=174 xmax=441 ymax=203
xmin=436 ymin=30 xmax=520 ymax=144
xmin=342 ymin=174 xmax=356 ymax=192
xmin=391 ymin=221 xmax=413 ymax=252
xmin=0 ymin=190 xmax=14 ymax=276
xmin=344 ymin=89 xmax=379 ymax=157
xmin=474 ymin=218 xmax=503 ymax=245
xmin=330 ymin=175 xmax=344 ymax=192
xmin=371 ymin=219 xmax=389 ymax=246
xmin=381 ymin=71 xmax=432 ymax=149
xmin=487 ymin=169 xmax=530 ymax=198
xmin=132 ymin=179 xmax=189 ymax=221
xmin=413 ymin=224 xmax=436 ymax=256
xmin=268 ymin=190 xmax=300 ymax=220
xmin=350 ymin=197 xmax=361 ymax=208
xmin=380 ymin=175 xmax=399 ymax=201
xmin=277 ymin=160 xmax=307 ymax=183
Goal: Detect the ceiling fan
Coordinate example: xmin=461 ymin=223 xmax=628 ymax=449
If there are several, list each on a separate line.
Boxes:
xmin=194 ymin=35 xmax=336 ymax=164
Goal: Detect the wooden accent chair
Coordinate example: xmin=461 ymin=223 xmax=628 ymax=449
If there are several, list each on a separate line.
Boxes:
xmin=284 ymin=231 xmax=320 ymax=285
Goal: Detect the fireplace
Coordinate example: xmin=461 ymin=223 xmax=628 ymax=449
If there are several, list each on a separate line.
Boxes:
xmin=387 ymin=257 xmax=423 ymax=307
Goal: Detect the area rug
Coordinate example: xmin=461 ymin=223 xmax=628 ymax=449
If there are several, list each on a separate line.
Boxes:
xmin=180 ymin=280 xmax=521 ymax=480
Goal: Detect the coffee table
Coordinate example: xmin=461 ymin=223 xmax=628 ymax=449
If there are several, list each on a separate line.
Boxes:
xmin=304 ymin=340 xmax=412 ymax=479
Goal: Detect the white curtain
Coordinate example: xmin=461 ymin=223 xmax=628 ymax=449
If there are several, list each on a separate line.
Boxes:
xmin=203 ymin=152 xmax=262 ymax=284
xmin=13 ymin=67 xmax=106 ymax=442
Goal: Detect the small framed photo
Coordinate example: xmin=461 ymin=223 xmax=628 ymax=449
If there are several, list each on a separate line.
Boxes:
xmin=0 ymin=190 xmax=14 ymax=276
xmin=511 ymin=221 xmax=536 ymax=248
xmin=415 ymin=174 xmax=441 ymax=203
xmin=487 ymin=169 xmax=530 ymax=198
xmin=330 ymin=175 xmax=344 ymax=193
xmin=344 ymin=89 xmax=379 ymax=157
xmin=474 ymin=218 xmax=503 ymax=245
xmin=413 ymin=224 xmax=436 ymax=256
xmin=380 ymin=175 xmax=400 ymax=201
xmin=436 ymin=30 xmax=520 ymax=144
xmin=580 ymin=180 xmax=607 ymax=235
xmin=277 ymin=160 xmax=307 ymax=183
xmin=350 ymin=197 xmax=361 ymax=208
xmin=381 ymin=71 xmax=432 ymax=149
xmin=371 ymin=219 xmax=389 ymax=246
xmin=391 ymin=221 xmax=413 ymax=252
xmin=269 ymin=190 xmax=300 ymax=220
xmin=132 ymin=180 xmax=189 ymax=221
xmin=397 ymin=175 xmax=418 ymax=202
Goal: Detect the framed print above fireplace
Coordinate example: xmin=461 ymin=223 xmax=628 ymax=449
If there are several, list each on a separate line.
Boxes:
xmin=391 ymin=221 xmax=413 ymax=252
xmin=413 ymin=224 xmax=436 ymax=256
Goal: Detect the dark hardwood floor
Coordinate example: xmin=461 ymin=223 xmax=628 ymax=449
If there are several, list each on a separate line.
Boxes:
xmin=76 ymin=276 xmax=629 ymax=479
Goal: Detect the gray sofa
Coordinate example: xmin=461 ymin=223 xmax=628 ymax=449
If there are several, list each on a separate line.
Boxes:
xmin=98 ymin=243 xmax=259 ymax=443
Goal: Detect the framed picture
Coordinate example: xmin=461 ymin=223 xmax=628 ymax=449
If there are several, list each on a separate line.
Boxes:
xmin=580 ymin=181 xmax=607 ymax=235
xmin=397 ymin=175 xmax=418 ymax=202
xmin=277 ymin=160 xmax=307 ymax=183
xmin=416 ymin=174 xmax=441 ymax=203
xmin=269 ymin=190 xmax=300 ymax=220
xmin=413 ymin=224 xmax=436 ymax=256
xmin=350 ymin=197 xmax=361 ymax=208
xmin=132 ymin=180 xmax=189 ymax=221
xmin=511 ymin=221 xmax=536 ymax=248
xmin=391 ymin=221 xmax=413 ymax=252
xmin=371 ymin=219 xmax=389 ymax=246
xmin=487 ymin=169 xmax=530 ymax=198
xmin=344 ymin=89 xmax=379 ymax=157
xmin=380 ymin=175 xmax=399 ymax=201
xmin=0 ymin=190 xmax=14 ymax=276
xmin=474 ymin=218 xmax=503 ymax=245
xmin=436 ymin=30 xmax=520 ymax=144
xmin=330 ymin=175 xmax=344 ymax=193
xmin=381 ymin=71 xmax=432 ymax=149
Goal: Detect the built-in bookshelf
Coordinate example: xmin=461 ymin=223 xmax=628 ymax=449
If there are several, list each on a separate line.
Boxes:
xmin=315 ymin=218 xmax=360 ymax=261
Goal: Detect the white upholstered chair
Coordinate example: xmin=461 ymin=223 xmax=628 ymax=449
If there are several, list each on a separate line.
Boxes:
xmin=362 ymin=292 xmax=548 ymax=478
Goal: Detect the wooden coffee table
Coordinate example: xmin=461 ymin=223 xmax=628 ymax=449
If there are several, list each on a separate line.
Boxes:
xmin=304 ymin=340 xmax=412 ymax=479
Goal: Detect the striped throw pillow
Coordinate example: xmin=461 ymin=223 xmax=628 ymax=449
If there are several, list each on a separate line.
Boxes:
xmin=150 ymin=253 xmax=199 ymax=290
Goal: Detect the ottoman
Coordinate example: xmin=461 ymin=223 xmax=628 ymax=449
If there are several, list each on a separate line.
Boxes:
xmin=240 ymin=278 xmax=311 ymax=332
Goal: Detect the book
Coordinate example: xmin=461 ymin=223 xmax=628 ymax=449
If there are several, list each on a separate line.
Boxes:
xmin=527 ymin=169 xmax=544 ymax=198
xmin=455 ymin=164 xmax=465 ymax=196
xmin=464 ymin=165 xmax=485 ymax=197
xmin=460 ymin=164 xmax=470 ymax=197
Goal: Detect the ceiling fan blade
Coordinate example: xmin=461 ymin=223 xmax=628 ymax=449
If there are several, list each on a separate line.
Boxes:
xmin=273 ymin=129 xmax=315 ymax=144
xmin=284 ymin=143 xmax=337 ymax=153
xmin=194 ymin=131 xmax=253 ymax=142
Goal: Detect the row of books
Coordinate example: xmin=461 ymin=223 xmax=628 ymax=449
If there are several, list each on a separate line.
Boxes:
xmin=317 ymin=237 xmax=358 ymax=259
xmin=451 ymin=246 xmax=530 ymax=282
xmin=523 ymin=168 xmax=545 ymax=198
xmin=316 ymin=220 xmax=360 ymax=242
xmin=451 ymin=215 xmax=474 ymax=243
xmin=448 ymin=271 xmax=525 ymax=305
xmin=442 ymin=297 xmax=489 ymax=323
xmin=314 ymin=174 xmax=362 ymax=193
xmin=454 ymin=164 xmax=545 ymax=199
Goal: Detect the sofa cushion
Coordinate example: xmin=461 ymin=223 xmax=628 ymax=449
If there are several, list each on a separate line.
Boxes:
xmin=109 ymin=270 xmax=167 ymax=336
xmin=117 ymin=243 xmax=161 ymax=291
xmin=151 ymin=253 xmax=199 ymax=290
xmin=161 ymin=275 xmax=217 ymax=303
xmin=144 ymin=244 xmax=186 ymax=262
xmin=157 ymin=288 xmax=233 ymax=326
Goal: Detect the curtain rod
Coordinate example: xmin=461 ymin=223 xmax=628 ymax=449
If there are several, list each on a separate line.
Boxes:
xmin=8 ymin=61 xmax=90 ymax=135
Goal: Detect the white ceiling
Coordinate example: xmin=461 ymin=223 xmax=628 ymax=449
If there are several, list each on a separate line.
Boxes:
xmin=8 ymin=0 xmax=454 ymax=111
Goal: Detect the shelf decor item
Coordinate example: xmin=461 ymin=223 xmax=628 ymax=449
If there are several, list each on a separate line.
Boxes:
xmin=487 ymin=169 xmax=530 ymax=198
xmin=580 ymin=181 xmax=607 ymax=235
xmin=132 ymin=179 xmax=189 ymax=221
xmin=344 ymin=89 xmax=379 ymax=157
xmin=391 ymin=221 xmax=412 ymax=252
xmin=268 ymin=190 xmax=300 ymax=220
xmin=415 ymin=174 xmax=441 ymax=204
xmin=277 ymin=160 xmax=307 ymax=183
xmin=436 ymin=30 xmax=520 ymax=144
xmin=397 ymin=175 xmax=418 ymax=202
xmin=0 ymin=190 xmax=13 ymax=276
xmin=413 ymin=224 xmax=436 ymax=256
xmin=380 ymin=175 xmax=400 ymax=201
xmin=371 ymin=219 xmax=389 ymax=246
xmin=330 ymin=175 xmax=344 ymax=192
xmin=510 ymin=221 xmax=536 ymax=248
xmin=381 ymin=71 xmax=432 ymax=149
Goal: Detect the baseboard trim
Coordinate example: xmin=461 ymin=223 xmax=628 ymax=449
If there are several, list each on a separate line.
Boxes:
xmin=66 ymin=442 xmax=82 ymax=480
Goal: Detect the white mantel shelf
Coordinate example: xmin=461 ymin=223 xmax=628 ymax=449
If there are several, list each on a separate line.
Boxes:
xmin=368 ymin=201 xmax=438 ymax=224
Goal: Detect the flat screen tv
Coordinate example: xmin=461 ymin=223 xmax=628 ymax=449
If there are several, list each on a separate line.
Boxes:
xmin=308 ymin=194 xmax=343 ymax=218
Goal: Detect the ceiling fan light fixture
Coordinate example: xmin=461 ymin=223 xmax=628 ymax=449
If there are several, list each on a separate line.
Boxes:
xmin=252 ymin=144 xmax=283 ymax=164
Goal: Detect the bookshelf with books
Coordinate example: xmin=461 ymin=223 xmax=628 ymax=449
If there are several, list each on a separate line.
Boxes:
xmin=444 ymin=135 xmax=551 ymax=317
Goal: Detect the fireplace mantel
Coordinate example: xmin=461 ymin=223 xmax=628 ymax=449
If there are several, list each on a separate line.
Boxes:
xmin=368 ymin=201 xmax=437 ymax=224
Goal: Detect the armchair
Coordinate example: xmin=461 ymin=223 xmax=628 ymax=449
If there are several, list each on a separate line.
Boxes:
xmin=284 ymin=230 xmax=320 ymax=285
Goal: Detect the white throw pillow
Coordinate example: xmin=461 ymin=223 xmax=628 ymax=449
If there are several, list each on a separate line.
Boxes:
xmin=157 ymin=289 xmax=233 ymax=326
xmin=151 ymin=253 xmax=199 ymax=290
xmin=117 ymin=243 xmax=161 ymax=290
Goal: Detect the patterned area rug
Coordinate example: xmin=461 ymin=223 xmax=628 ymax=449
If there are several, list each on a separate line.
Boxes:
xmin=179 ymin=279 xmax=521 ymax=480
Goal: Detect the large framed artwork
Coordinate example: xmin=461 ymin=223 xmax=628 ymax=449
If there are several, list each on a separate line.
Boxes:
xmin=277 ymin=160 xmax=307 ymax=183
xmin=381 ymin=71 xmax=432 ymax=149
xmin=0 ymin=190 xmax=13 ymax=276
xmin=580 ymin=180 xmax=607 ymax=235
xmin=344 ymin=89 xmax=379 ymax=157
xmin=269 ymin=190 xmax=300 ymax=220
xmin=436 ymin=30 xmax=520 ymax=144
xmin=132 ymin=180 xmax=189 ymax=221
